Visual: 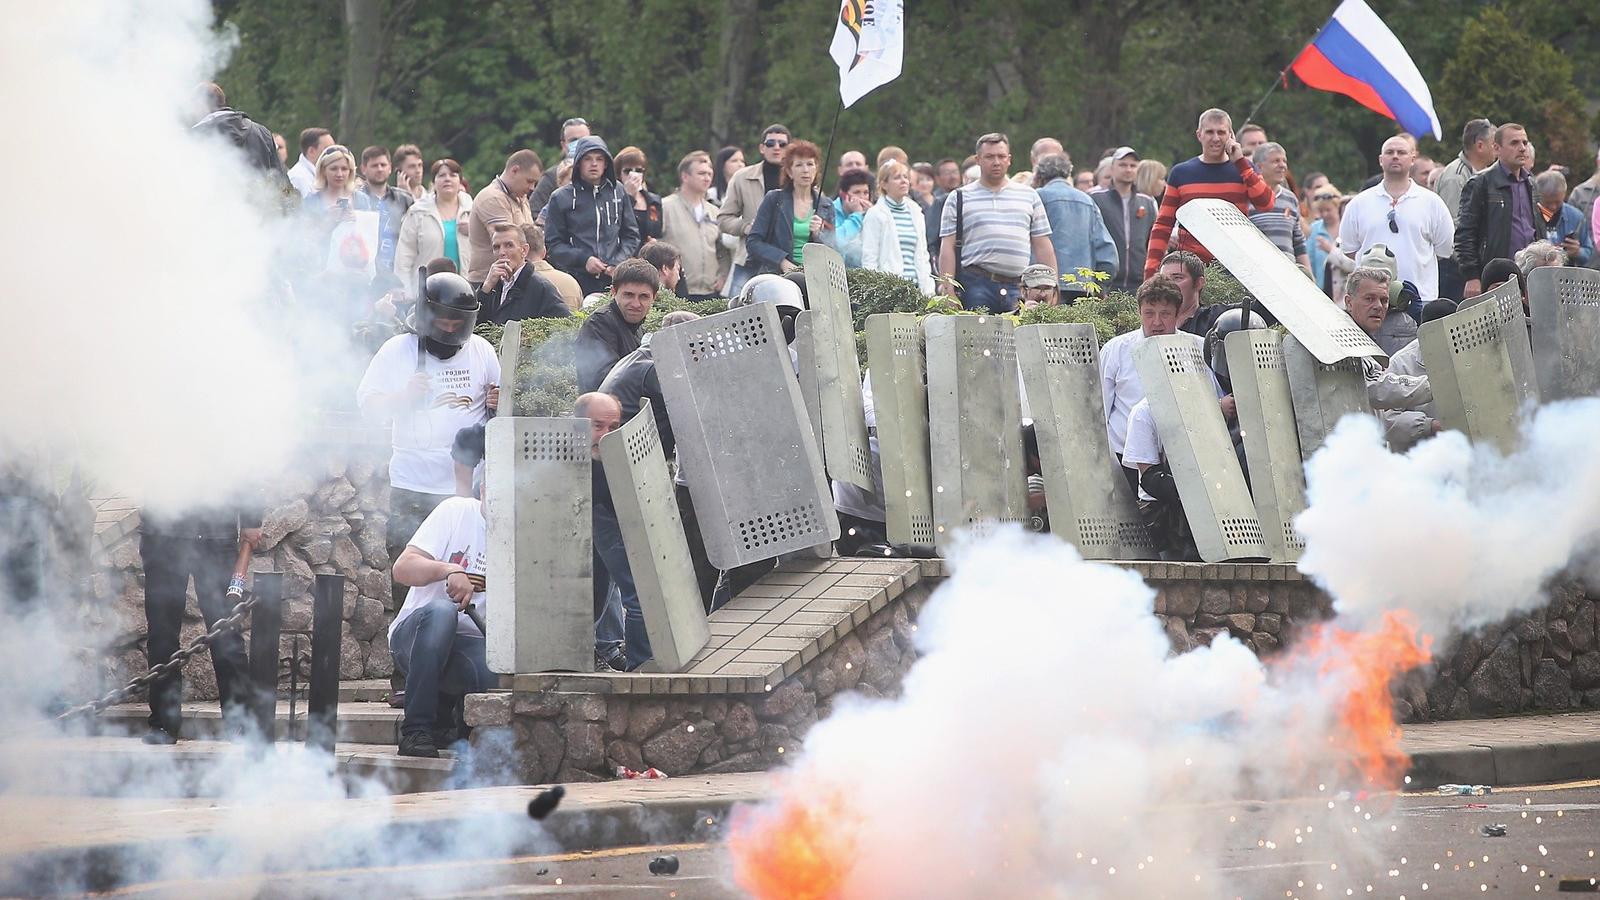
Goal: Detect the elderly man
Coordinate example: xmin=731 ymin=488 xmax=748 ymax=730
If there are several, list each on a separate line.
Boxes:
xmin=1340 ymin=266 xmax=1435 ymax=447
xmin=1383 ymin=299 xmax=1456 ymax=451
xmin=1034 ymin=153 xmax=1117 ymax=282
xmin=1534 ymin=170 xmax=1593 ymax=266
xmin=1246 ymin=142 xmax=1310 ymax=273
xmin=573 ymin=391 xmax=653 ymax=672
xmin=1018 ymin=264 xmax=1060 ymax=308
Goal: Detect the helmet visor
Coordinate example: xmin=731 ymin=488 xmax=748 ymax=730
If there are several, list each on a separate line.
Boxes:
xmin=422 ymin=297 xmax=478 ymax=347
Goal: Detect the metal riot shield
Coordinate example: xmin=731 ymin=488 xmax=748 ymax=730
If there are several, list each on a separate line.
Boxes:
xmin=1419 ymin=295 xmax=1532 ymax=454
xmin=656 ymin=304 xmax=839 ymax=569
xmin=1176 ymin=198 xmax=1385 ymax=364
xmin=803 ymin=243 xmax=874 ymax=490
xmin=485 ymin=416 xmax=592 ymax=673
xmin=865 ymin=313 xmax=935 ymax=547
xmin=1013 ymin=323 xmax=1156 ymax=559
xmin=495 ymin=319 xmax=522 ymax=416
xmin=924 ymin=314 xmax=1029 ymax=551
xmin=1283 ymin=332 xmax=1373 ymax=459
xmin=599 ymin=400 xmax=710 ymax=672
xmin=1224 ymin=329 xmax=1307 ymax=562
xmin=793 ymin=310 xmax=824 ymax=453
xmin=1529 ymin=267 xmax=1599 ymax=401
xmin=1134 ymin=335 xmax=1268 ymax=562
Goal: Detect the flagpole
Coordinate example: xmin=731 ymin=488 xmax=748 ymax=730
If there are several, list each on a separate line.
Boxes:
xmin=817 ymin=101 xmax=844 ymax=206
xmin=1241 ymin=13 xmax=1335 ymax=127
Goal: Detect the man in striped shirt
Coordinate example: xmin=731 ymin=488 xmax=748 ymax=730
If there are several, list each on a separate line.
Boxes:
xmin=1142 ymin=108 xmax=1276 ymax=280
xmin=938 ymin=132 xmax=1056 ymax=312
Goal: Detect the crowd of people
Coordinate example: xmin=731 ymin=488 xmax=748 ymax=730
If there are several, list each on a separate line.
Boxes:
xmin=151 ymin=83 xmax=1596 ymax=757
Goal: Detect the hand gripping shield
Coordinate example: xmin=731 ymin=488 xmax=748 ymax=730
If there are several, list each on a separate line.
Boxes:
xmin=923 ymin=314 xmax=1028 ymax=552
xmin=1134 ymin=335 xmax=1268 ymax=562
xmin=865 ymin=313 xmax=935 ymax=547
xmin=1224 ymin=329 xmax=1307 ymax=562
xmin=1176 ymin=199 xmax=1385 ymax=364
xmin=1013 ymin=323 xmax=1155 ymax=559
xmin=656 ymin=303 xmax=839 ymax=569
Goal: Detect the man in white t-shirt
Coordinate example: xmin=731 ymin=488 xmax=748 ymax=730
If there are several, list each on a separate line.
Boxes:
xmin=1339 ymin=134 xmax=1454 ymax=310
xmin=1099 ymin=276 xmax=1202 ymax=488
xmin=356 ymin=272 xmax=498 ymax=705
xmin=389 ymin=471 xmax=494 ymax=758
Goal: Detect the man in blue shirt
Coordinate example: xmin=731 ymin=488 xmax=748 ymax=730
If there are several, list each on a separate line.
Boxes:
xmin=1034 ymin=153 xmax=1117 ymax=281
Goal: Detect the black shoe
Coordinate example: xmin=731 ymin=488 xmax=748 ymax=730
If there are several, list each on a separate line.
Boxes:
xmin=398 ymin=731 xmax=439 ymax=758
xmin=142 ymin=727 xmax=177 ymax=745
xmin=595 ymin=648 xmax=625 ymax=673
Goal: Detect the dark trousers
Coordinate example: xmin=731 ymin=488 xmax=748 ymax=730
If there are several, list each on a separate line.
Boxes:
xmin=387 ymin=486 xmax=451 ymax=693
xmin=141 ymin=533 xmax=250 ymax=736
xmin=574 ymin=270 xmax=612 ymax=298
xmin=674 ymin=483 xmax=774 ymax=612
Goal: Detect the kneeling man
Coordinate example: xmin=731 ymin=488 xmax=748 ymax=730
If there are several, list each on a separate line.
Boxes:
xmin=390 ymin=473 xmax=494 ymax=758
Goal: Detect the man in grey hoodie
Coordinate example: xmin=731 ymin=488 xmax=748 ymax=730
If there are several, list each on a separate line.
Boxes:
xmin=544 ymin=136 xmax=642 ymax=296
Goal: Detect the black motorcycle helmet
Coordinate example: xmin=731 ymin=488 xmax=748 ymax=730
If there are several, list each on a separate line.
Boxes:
xmin=1203 ymin=306 xmax=1266 ymax=390
xmin=415 ymin=271 xmax=479 ymax=353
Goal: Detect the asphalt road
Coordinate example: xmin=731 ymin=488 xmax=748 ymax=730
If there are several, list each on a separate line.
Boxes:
xmin=100 ymin=782 xmax=1600 ymax=898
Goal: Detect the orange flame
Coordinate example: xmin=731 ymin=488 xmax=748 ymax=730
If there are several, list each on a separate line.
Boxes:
xmin=1299 ymin=610 xmax=1433 ymax=788
xmin=727 ymin=781 xmax=857 ymax=900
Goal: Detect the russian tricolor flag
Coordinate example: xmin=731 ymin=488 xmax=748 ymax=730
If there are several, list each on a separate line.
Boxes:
xmin=1289 ymin=0 xmax=1441 ymax=139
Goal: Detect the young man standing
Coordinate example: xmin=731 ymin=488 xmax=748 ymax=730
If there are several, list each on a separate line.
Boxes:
xmin=544 ymin=136 xmax=641 ymax=297
xmin=357 ymin=146 xmax=417 ymax=276
xmin=937 ymin=132 xmax=1056 ymax=312
xmin=1143 ymin=108 xmax=1276 ymax=279
xmin=718 ymin=124 xmax=792 ymax=297
xmin=466 ymin=150 xmax=542 ymax=286
xmin=1341 ymin=134 xmax=1453 ymax=306
xmin=662 ymin=151 xmax=728 ymax=299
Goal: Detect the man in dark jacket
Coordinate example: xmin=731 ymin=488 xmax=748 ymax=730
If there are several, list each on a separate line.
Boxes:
xmin=190 ymin=82 xmax=290 ymax=199
xmin=545 ymin=136 xmax=642 ymax=296
xmin=1455 ymin=124 xmax=1539 ymax=295
xmin=478 ymin=223 xmax=571 ymax=324
xmin=530 ymin=116 xmax=591 ymax=219
xmin=575 ymin=258 xmax=658 ymax=392
xmin=139 ymin=503 xmax=260 ymax=743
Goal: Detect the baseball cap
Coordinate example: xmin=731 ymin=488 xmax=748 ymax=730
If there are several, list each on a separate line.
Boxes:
xmin=1111 ymin=146 xmax=1139 ymax=161
xmin=1021 ymin=264 xmax=1058 ymax=289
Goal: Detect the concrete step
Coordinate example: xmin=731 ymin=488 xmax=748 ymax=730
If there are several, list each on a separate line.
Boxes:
xmin=97 ymin=700 xmax=402 ymax=745
xmin=337 ymin=679 xmax=393 ymax=703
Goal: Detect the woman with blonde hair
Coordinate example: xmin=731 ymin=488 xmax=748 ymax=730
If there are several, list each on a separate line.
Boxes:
xmin=1135 ymin=158 xmax=1168 ymax=204
xmin=861 ymin=159 xmax=933 ymax=293
xmin=302 ymin=144 xmax=375 ymax=217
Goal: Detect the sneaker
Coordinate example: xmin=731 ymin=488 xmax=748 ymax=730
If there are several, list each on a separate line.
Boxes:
xmin=142 ymin=727 xmax=177 ymax=745
xmin=398 ymin=731 xmax=440 ymax=759
xmin=595 ymin=648 xmax=625 ymax=673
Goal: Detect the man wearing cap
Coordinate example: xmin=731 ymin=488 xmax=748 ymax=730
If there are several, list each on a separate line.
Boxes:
xmin=1352 ymin=244 xmax=1420 ymax=355
xmin=1340 ymin=134 xmax=1453 ymax=308
xmin=1091 ymin=146 xmax=1159 ymax=295
xmin=1034 ymin=153 xmax=1117 ymax=284
xmin=1019 ymin=265 xmax=1061 ymax=308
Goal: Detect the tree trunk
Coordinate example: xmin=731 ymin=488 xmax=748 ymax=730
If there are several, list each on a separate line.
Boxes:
xmin=710 ymin=0 xmax=760 ymax=147
xmin=339 ymin=0 xmax=386 ymax=151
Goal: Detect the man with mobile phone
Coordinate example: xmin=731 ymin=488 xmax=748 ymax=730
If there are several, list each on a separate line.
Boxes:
xmin=1142 ymin=108 xmax=1277 ymax=280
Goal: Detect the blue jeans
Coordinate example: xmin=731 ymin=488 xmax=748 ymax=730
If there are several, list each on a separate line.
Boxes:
xmin=595 ymin=582 xmax=624 ymax=657
xmin=390 ymin=597 xmax=493 ymax=737
xmin=958 ymin=266 xmax=1017 ymax=312
xmin=727 ymin=263 xmax=755 ymax=300
xmin=593 ymin=503 xmax=651 ymax=669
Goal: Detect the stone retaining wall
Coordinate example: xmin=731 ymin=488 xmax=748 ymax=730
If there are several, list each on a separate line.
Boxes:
xmin=467 ymin=563 xmax=1600 ymax=782
xmin=90 ymin=428 xmax=398 ymax=700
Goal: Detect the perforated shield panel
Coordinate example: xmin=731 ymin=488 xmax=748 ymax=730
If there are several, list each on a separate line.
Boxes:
xmin=656 ymin=304 xmax=838 ymax=569
xmin=495 ymin=319 xmax=522 ymax=417
xmin=924 ymin=315 xmax=1028 ymax=551
xmin=1224 ymin=330 xmax=1307 ymax=562
xmin=1419 ymin=296 xmax=1531 ymax=453
xmin=803 ymin=244 xmax=874 ymax=489
xmin=865 ymin=313 xmax=935 ymax=547
xmin=793 ymin=311 xmax=824 ymax=452
xmin=599 ymin=400 xmax=710 ymax=672
xmin=1529 ymin=267 xmax=1599 ymax=401
xmin=1176 ymin=199 xmax=1386 ymax=364
xmin=1134 ymin=335 xmax=1268 ymax=562
xmin=1283 ymin=333 xmax=1374 ymax=459
xmin=1014 ymin=323 xmax=1156 ymax=559
xmin=484 ymin=417 xmax=592 ymax=674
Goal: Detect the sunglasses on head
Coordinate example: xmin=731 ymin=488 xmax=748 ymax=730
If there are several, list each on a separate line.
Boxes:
xmin=763 ymin=139 xmax=789 ymax=148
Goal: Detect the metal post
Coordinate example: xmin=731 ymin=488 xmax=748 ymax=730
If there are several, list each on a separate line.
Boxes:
xmin=248 ymin=572 xmax=283 ymax=740
xmin=307 ymin=573 xmax=344 ymax=753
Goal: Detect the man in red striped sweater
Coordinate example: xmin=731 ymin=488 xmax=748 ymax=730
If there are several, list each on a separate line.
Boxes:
xmin=1142 ymin=108 xmax=1276 ymax=279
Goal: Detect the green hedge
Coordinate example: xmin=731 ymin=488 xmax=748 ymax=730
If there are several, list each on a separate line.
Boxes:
xmin=477 ymin=265 xmax=1254 ymax=414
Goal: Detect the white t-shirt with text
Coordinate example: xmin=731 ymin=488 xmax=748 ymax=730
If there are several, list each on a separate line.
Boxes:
xmin=356 ymin=333 xmax=500 ymax=495
xmin=388 ymin=496 xmax=489 ymax=641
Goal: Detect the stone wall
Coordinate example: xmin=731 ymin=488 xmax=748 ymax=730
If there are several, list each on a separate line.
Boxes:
xmin=467 ymin=563 xmax=1600 ymax=782
xmin=89 ymin=428 xmax=397 ymax=700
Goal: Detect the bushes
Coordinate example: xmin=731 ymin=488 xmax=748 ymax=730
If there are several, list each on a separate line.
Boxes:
xmin=847 ymin=268 xmax=929 ymax=332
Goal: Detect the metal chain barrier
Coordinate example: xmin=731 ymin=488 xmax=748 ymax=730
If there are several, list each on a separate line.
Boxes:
xmin=55 ymin=589 xmax=261 ymax=721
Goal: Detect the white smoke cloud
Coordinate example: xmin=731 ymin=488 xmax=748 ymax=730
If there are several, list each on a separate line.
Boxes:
xmin=1296 ymin=399 xmax=1600 ymax=637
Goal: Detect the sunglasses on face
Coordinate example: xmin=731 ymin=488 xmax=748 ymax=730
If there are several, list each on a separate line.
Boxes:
xmin=763 ymin=139 xmax=789 ymax=148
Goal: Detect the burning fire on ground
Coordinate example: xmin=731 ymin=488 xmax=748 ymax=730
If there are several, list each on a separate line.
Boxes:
xmin=728 ymin=781 xmax=855 ymax=900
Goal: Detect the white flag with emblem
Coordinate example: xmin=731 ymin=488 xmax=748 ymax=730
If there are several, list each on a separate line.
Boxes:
xmin=830 ymin=0 xmax=903 ymax=108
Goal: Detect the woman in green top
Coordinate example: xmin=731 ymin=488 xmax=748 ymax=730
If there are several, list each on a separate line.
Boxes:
xmin=746 ymin=139 xmax=835 ymax=276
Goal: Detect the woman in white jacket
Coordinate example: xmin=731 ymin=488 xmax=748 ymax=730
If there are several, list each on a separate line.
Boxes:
xmin=860 ymin=159 xmax=933 ymax=294
xmin=394 ymin=158 xmax=474 ymax=280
